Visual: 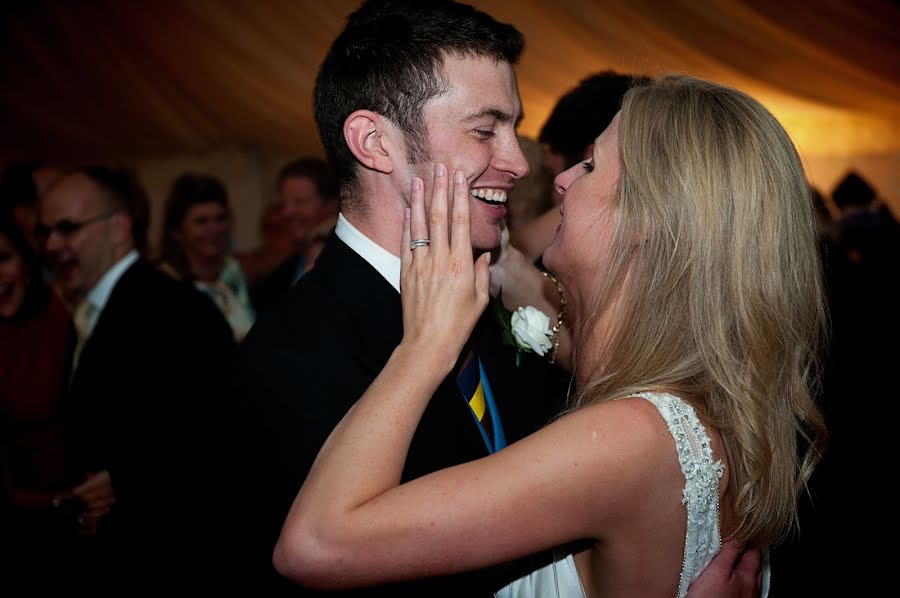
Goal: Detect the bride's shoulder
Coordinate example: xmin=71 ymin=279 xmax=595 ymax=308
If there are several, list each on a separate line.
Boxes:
xmin=530 ymin=397 xmax=693 ymax=530
xmin=545 ymin=396 xmax=690 ymax=481
xmin=562 ymin=395 xmax=681 ymax=446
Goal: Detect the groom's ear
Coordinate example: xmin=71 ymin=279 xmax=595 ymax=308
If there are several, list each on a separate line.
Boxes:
xmin=344 ymin=110 xmax=396 ymax=174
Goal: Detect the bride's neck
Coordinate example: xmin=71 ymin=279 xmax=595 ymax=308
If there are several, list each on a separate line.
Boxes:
xmin=573 ymin=321 xmax=609 ymax=389
xmin=572 ymin=297 xmax=623 ymax=389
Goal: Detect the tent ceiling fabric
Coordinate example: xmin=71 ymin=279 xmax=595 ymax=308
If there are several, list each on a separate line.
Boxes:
xmin=1 ymin=0 xmax=898 ymax=163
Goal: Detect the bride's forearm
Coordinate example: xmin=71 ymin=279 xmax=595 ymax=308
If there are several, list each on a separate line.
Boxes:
xmin=310 ymin=341 xmax=450 ymax=489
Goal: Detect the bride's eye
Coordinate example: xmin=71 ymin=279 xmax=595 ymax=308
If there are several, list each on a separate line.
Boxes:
xmin=581 ymin=159 xmax=594 ymax=173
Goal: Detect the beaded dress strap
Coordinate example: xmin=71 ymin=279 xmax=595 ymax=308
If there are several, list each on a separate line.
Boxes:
xmin=630 ymin=392 xmax=724 ymax=598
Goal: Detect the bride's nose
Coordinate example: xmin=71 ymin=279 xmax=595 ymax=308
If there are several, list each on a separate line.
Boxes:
xmin=554 ymin=164 xmax=579 ymax=198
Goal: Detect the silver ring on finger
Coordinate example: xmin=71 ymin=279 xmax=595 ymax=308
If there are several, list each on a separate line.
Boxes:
xmin=409 ymin=238 xmax=431 ymax=250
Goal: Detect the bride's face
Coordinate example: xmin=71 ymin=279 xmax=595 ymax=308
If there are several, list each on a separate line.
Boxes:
xmin=543 ymin=114 xmax=621 ymax=307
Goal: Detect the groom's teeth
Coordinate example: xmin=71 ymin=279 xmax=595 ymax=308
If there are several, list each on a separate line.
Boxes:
xmin=469 ymin=189 xmax=507 ymax=203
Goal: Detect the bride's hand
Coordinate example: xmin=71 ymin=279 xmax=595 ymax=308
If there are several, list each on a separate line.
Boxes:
xmin=400 ymin=163 xmax=491 ymax=373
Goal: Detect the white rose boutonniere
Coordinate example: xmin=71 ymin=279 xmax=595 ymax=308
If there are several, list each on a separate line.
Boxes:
xmin=511 ymin=306 xmax=554 ymax=356
xmin=493 ymin=293 xmax=555 ymax=367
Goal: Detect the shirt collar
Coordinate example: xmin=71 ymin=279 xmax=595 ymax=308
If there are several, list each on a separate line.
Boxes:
xmin=86 ymin=250 xmax=139 ymax=314
xmin=335 ymin=213 xmax=400 ymax=293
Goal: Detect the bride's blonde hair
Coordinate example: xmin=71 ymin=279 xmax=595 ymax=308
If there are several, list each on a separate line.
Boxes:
xmin=570 ymin=74 xmax=827 ymax=547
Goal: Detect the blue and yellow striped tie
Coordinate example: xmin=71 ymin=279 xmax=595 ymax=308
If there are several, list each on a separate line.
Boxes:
xmin=457 ymin=353 xmax=505 ymax=453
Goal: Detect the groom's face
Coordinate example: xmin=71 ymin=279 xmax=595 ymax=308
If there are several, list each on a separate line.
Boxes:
xmin=398 ymin=54 xmax=530 ymax=252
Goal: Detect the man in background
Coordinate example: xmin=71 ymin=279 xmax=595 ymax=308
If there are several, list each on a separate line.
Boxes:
xmin=249 ymin=157 xmax=338 ymax=313
xmin=39 ymin=166 xmax=236 ymax=592
xmin=511 ymin=71 xmax=647 ymax=260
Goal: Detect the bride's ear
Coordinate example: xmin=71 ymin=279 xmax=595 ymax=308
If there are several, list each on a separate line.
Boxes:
xmin=344 ymin=110 xmax=396 ymax=174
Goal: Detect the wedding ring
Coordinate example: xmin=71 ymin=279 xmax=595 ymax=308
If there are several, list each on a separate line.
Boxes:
xmin=409 ymin=238 xmax=431 ymax=250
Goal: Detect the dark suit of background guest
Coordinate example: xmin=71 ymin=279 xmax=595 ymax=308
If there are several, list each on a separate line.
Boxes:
xmin=69 ymin=259 xmax=236 ymax=592
xmin=249 ymin=251 xmax=302 ymax=315
xmin=766 ymin=177 xmax=900 ymax=597
xmin=229 ymin=233 xmax=567 ymax=596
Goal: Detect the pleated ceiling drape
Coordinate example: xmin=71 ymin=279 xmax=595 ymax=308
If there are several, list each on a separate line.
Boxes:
xmin=2 ymin=0 xmax=897 ymax=248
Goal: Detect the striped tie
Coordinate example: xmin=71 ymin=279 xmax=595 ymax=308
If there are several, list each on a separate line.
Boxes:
xmin=457 ymin=352 xmax=500 ymax=452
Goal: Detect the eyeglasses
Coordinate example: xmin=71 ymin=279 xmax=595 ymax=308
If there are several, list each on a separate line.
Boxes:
xmin=35 ymin=209 xmax=120 ymax=240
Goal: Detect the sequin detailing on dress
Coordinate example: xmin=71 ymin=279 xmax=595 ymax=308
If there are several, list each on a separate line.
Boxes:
xmin=633 ymin=392 xmax=724 ymax=598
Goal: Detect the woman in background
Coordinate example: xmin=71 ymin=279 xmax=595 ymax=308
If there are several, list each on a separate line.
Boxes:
xmin=0 ymin=213 xmax=91 ymax=588
xmin=158 ymin=173 xmax=255 ymax=340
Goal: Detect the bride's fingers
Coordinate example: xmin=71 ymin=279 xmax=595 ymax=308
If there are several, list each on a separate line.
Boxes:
xmin=408 ymin=176 xmax=428 ymax=258
xmin=428 ymin=163 xmax=449 ymax=253
xmin=401 ymin=207 xmax=412 ymax=273
xmin=450 ymin=169 xmax=471 ymax=254
xmin=475 ymin=252 xmax=491 ymax=305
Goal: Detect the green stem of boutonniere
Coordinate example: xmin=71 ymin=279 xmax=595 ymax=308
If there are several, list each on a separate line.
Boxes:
xmin=493 ymin=290 xmax=525 ymax=368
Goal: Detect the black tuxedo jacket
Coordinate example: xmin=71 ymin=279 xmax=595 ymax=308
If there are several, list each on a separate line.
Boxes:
xmin=230 ymin=234 xmax=566 ymax=596
xmin=69 ymin=259 xmax=237 ymax=591
xmin=249 ymin=252 xmax=302 ymax=316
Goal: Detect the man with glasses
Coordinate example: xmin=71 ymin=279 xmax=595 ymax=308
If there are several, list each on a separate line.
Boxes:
xmin=38 ymin=208 xmax=120 ymax=235
xmin=39 ymin=167 xmax=238 ymax=592
xmin=38 ymin=204 xmax=120 ymax=306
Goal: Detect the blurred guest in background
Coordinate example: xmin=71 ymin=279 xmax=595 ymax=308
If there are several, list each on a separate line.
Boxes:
xmin=769 ymin=172 xmax=899 ymax=596
xmin=32 ymin=165 xmax=65 ymax=198
xmin=538 ymin=71 xmax=648 ymax=204
xmin=830 ymin=170 xmax=900 ymax=270
xmin=0 ymin=212 xmax=82 ymax=592
xmin=158 ymin=173 xmax=255 ymax=341
xmin=809 ymin=185 xmax=836 ymax=242
xmin=0 ymin=162 xmax=45 ymax=252
xmin=504 ymin=136 xmax=554 ymax=233
xmin=250 ymin=158 xmax=338 ymax=314
xmin=512 ymin=71 xmax=648 ymax=260
xmin=39 ymin=166 xmax=237 ymax=593
xmin=235 ymin=202 xmax=296 ymax=287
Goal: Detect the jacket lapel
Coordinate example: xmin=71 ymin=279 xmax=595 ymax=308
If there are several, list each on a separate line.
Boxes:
xmin=71 ymin=260 xmax=143 ymax=387
xmin=314 ymin=234 xmax=403 ymax=376
xmin=314 ymin=234 xmax=491 ymax=465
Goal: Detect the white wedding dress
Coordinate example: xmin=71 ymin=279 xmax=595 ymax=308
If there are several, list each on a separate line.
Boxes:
xmin=495 ymin=391 xmax=725 ymax=598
